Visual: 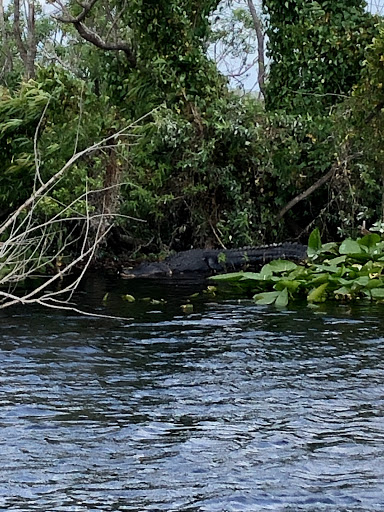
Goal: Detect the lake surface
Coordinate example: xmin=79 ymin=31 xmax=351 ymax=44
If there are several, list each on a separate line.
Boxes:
xmin=1 ymin=274 xmax=384 ymax=511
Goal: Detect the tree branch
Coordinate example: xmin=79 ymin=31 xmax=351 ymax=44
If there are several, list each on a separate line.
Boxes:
xmin=276 ymin=168 xmax=335 ymax=221
xmin=13 ymin=0 xmax=28 ymax=67
xmin=54 ymin=0 xmax=136 ymax=65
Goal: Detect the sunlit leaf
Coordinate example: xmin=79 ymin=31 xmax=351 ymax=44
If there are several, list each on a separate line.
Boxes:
xmin=307 ymin=283 xmax=328 ymax=302
xmin=275 ymin=287 xmax=289 ymax=307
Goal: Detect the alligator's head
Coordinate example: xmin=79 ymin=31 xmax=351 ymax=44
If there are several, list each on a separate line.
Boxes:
xmin=120 ymin=261 xmax=172 ymax=278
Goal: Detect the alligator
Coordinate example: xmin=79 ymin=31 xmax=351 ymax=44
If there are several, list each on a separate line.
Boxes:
xmin=121 ymin=242 xmax=307 ymax=278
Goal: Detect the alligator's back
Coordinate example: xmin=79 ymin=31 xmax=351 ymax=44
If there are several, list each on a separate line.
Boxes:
xmin=121 ymin=243 xmax=307 ymax=278
xmin=207 ymin=243 xmax=307 ymax=271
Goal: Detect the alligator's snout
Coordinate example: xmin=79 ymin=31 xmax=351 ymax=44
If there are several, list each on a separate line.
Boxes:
xmin=121 ymin=261 xmax=172 ymax=278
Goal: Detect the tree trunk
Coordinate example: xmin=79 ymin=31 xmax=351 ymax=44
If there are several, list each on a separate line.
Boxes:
xmin=0 ymin=0 xmax=13 ymax=78
xmin=13 ymin=0 xmax=36 ymax=79
xmin=247 ymin=0 xmax=266 ymax=99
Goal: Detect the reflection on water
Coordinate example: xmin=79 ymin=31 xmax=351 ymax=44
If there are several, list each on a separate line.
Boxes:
xmin=0 ymin=274 xmax=384 ymax=511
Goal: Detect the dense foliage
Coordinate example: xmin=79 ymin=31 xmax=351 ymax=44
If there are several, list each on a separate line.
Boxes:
xmin=263 ymin=0 xmax=376 ymax=113
xmin=1 ymin=0 xmax=384 ymax=267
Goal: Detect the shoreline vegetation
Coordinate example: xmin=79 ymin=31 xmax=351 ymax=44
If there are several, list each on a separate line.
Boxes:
xmin=211 ymin=228 xmax=384 ymax=306
xmin=1 ymin=1 xmax=384 ymax=309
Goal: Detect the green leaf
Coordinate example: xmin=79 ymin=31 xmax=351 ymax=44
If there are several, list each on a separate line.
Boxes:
xmin=358 ymin=233 xmax=381 ymax=249
xmin=274 ymin=279 xmax=301 ymax=292
xmin=312 ymin=264 xmax=340 ymax=273
xmin=181 ymin=304 xmax=194 ymax=313
xmin=267 ymin=259 xmax=298 ymax=272
xmin=370 ymin=288 xmax=384 ymax=299
xmin=333 ymin=286 xmax=352 ymax=297
xmin=259 ymin=263 xmax=274 ymax=279
xmin=307 ymin=282 xmax=328 ymax=302
xmin=321 ymin=242 xmax=338 ymax=252
xmin=240 ymin=272 xmax=268 ymax=280
xmin=307 ymin=273 xmax=330 ymax=286
xmin=339 ymin=239 xmax=362 ymax=255
xmin=326 ymin=255 xmax=347 ymax=265
xmin=253 ymin=291 xmax=279 ymax=305
xmin=365 ymin=278 xmax=384 ymax=290
xmin=352 ymin=276 xmax=370 ymax=287
xmin=122 ymin=294 xmax=136 ymax=302
xmin=307 ymin=228 xmax=322 ymax=258
xmin=210 ymin=272 xmax=245 ymax=281
xmin=275 ymin=287 xmax=289 ymax=307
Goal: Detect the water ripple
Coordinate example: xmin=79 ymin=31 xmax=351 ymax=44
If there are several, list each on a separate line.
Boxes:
xmin=0 ymin=281 xmax=384 ymax=510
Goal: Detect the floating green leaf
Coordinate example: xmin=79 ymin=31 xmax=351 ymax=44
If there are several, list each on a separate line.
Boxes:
xmin=321 ymin=242 xmax=338 ymax=252
xmin=211 ymin=231 xmax=384 ymax=307
xmin=365 ymin=279 xmax=384 ymax=290
xmin=259 ymin=263 xmax=274 ymax=279
xmin=181 ymin=304 xmax=194 ymax=313
xmin=326 ymin=255 xmax=347 ymax=265
xmin=370 ymin=288 xmax=384 ymax=299
xmin=274 ymin=280 xmax=301 ymax=292
xmin=359 ymin=233 xmax=381 ymax=249
xmin=122 ymin=294 xmax=136 ymax=302
xmin=210 ymin=272 xmax=246 ymax=281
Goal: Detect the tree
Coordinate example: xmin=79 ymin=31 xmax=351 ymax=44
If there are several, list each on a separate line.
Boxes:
xmin=263 ymin=0 xmax=377 ymax=113
xmin=209 ymin=0 xmax=266 ymax=96
xmin=13 ymin=0 xmax=37 ymax=79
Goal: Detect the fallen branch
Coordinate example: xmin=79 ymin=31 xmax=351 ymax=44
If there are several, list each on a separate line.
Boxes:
xmin=0 ymin=106 xmax=158 ymax=314
xmin=276 ymin=168 xmax=335 ymax=221
xmin=276 ymin=149 xmax=363 ymax=222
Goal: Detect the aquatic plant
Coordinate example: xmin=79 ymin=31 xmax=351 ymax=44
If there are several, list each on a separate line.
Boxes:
xmin=210 ymin=229 xmax=384 ymax=306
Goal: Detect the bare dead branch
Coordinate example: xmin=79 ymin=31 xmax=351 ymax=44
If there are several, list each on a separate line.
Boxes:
xmin=0 ymin=106 xmax=159 ymax=314
xmin=53 ymin=0 xmax=136 ymax=65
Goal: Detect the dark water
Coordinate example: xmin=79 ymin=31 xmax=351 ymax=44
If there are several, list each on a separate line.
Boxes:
xmin=1 ymin=274 xmax=384 ymax=511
